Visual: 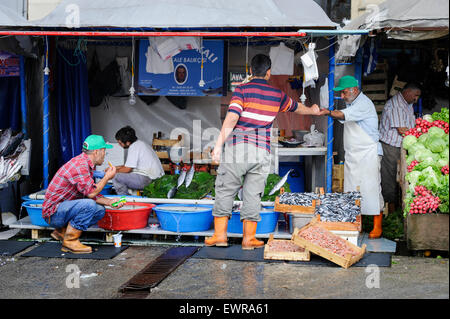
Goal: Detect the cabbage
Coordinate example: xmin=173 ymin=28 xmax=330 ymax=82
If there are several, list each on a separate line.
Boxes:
xmin=441 ymin=148 xmax=449 ymax=160
xmin=414 ymin=157 xmax=435 ymax=171
xmin=414 ymin=148 xmax=434 ymax=162
xmin=426 ymin=136 xmax=447 ymax=153
xmin=405 ymin=171 xmax=421 ymax=185
xmin=408 ymin=142 xmax=426 ymax=156
xmin=417 ymin=133 xmax=429 ymax=145
xmin=406 ymin=154 xmax=415 ymax=165
xmin=402 ymin=135 xmax=417 ymax=150
xmin=423 ymin=114 xmax=433 ymax=122
xmin=427 ymin=126 xmax=446 ymax=139
xmin=419 ymin=166 xmax=443 ymax=193
xmin=437 ymin=158 xmax=448 ymax=169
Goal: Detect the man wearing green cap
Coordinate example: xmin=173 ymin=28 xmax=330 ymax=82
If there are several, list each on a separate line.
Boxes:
xmin=320 ymin=75 xmax=384 ymax=239
xmin=43 ymin=135 xmax=125 ymax=254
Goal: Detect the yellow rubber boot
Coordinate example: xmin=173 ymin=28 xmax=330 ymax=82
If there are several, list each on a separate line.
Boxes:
xmin=205 ymin=216 xmax=229 ymax=247
xmin=61 ymin=224 xmax=92 ymax=254
xmin=242 ymin=220 xmax=264 ymax=250
xmin=51 ymin=227 xmax=66 ymax=242
xmin=369 ymin=212 xmax=383 ymax=239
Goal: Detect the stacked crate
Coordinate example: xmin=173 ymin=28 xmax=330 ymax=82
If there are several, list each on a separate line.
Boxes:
xmin=332 ymin=162 xmax=345 ymax=193
xmin=362 ymin=60 xmax=389 ymax=116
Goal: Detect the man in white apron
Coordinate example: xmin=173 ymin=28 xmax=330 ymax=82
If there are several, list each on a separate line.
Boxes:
xmin=320 ymin=75 xmax=384 ymax=239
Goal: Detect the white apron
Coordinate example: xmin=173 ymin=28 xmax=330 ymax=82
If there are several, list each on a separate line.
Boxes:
xmin=343 ymin=121 xmax=383 ymax=215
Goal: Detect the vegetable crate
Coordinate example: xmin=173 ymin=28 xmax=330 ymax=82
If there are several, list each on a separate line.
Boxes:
xmin=291 ymin=220 xmax=366 ymax=269
xmin=264 ymin=234 xmax=310 ymax=261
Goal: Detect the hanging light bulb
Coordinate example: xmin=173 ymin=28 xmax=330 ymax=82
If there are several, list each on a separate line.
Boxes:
xmin=129 ymin=36 xmax=137 ymax=105
xmin=129 ymin=86 xmax=136 ymax=105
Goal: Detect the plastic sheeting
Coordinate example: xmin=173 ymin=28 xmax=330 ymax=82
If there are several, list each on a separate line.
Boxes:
xmin=0 ymin=5 xmax=29 ymax=27
xmin=32 ymin=0 xmax=337 ymax=29
xmin=344 ymin=0 xmax=449 ymax=40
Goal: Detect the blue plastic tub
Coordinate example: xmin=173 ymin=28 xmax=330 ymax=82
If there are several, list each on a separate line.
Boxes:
xmin=228 ymin=206 xmax=279 ymax=234
xmin=100 ymin=184 xmax=113 ymax=195
xmin=22 ymin=200 xmax=50 ymax=227
xmin=153 ymin=204 xmax=213 ymax=232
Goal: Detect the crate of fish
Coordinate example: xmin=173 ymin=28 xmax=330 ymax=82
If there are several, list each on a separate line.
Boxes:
xmin=275 ymin=191 xmax=320 ymax=214
xmin=314 ymin=192 xmax=362 ymax=232
xmin=291 ymin=220 xmax=366 ymax=269
xmin=264 ymin=234 xmax=310 ymax=261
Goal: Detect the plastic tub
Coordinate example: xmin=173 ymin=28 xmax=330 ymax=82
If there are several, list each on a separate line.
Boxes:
xmin=100 ymin=184 xmax=113 ymax=195
xmin=228 ymin=206 xmax=279 ymax=234
xmin=153 ymin=204 xmax=213 ymax=232
xmin=22 ymin=200 xmax=50 ymax=227
xmin=98 ymin=202 xmax=155 ymax=230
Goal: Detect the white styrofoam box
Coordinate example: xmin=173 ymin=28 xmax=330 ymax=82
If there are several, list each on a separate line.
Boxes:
xmin=330 ymin=230 xmax=360 ymax=247
xmin=95 ymin=143 xmax=125 ymax=171
xmin=17 ymin=139 xmax=31 ymax=176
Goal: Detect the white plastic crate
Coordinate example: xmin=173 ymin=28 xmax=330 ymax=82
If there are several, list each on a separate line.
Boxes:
xmin=330 ymin=230 xmax=360 ymax=246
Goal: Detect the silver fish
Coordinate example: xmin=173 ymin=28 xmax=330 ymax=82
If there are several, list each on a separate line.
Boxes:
xmin=167 ymin=185 xmax=177 ymax=199
xmin=0 ymin=128 xmax=12 ymax=155
xmin=268 ymin=169 xmax=293 ymax=196
xmin=177 ymin=169 xmax=187 ymax=188
xmin=237 ymin=186 xmax=243 ymax=200
xmin=185 ymin=164 xmax=195 ymax=188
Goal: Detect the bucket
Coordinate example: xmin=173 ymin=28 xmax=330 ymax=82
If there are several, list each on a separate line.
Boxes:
xmin=228 ymin=206 xmax=279 ymax=234
xmin=22 ymin=200 xmax=50 ymax=227
xmin=98 ymin=202 xmax=155 ymax=230
xmin=153 ymin=204 xmax=213 ymax=232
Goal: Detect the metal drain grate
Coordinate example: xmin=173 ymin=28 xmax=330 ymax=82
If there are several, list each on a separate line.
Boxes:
xmin=119 ymin=246 xmax=199 ymax=297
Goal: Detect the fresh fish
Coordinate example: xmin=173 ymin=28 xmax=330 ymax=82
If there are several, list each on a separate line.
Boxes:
xmin=167 ymin=185 xmax=177 ymax=199
xmin=237 ymin=186 xmax=243 ymax=201
xmin=0 ymin=128 xmax=12 ymax=155
xmin=177 ymin=169 xmax=187 ymax=188
xmin=268 ymin=169 xmax=293 ymax=196
xmin=0 ymin=132 xmax=23 ymax=157
xmin=185 ymin=164 xmax=195 ymax=188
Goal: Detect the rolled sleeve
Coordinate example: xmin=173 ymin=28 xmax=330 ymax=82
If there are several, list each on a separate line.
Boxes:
xmin=228 ymin=87 xmax=244 ymax=116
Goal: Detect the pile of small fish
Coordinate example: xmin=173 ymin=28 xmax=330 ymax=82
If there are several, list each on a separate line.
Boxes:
xmin=0 ymin=129 xmax=24 ymax=159
xmin=278 ymin=192 xmax=320 ymax=206
xmin=0 ymin=157 xmax=22 ymax=184
xmin=316 ymin=192 xmax=361 ymax=223
xmin=299 ymin=225 xmax=359 ymax=257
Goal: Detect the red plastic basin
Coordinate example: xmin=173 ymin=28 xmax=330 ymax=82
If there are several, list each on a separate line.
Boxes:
xmin=98 ymin=202 xmax=156 ymax=231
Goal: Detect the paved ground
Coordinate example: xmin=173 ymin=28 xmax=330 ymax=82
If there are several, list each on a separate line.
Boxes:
xmin=0 ymin=242 xmax=448 ymax=300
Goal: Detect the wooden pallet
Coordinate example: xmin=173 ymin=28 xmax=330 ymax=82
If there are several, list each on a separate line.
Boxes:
xmin=291 ymin=221 xmax=366 ymax=269
xmin=263 ymin=234 xmax=310 ymax=261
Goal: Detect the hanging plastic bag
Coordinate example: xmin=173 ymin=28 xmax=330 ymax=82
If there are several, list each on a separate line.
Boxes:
xmin=303 ymin=124 xmax=324 ymax=147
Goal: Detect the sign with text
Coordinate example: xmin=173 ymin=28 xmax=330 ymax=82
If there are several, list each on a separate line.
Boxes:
xmin=136 ymin=39 xmax=225 ymax=96
xmin=0 ymin=51 xmax=20 ymax=77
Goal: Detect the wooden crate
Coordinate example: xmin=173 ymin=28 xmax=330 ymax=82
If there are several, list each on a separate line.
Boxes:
xmin=275 ymin=196 xmax=317 ymax=214
xmin=314 ymin=214 xmax=362 ymax=232
xmin=264 ymin=234 xmax=310 ymax=261
xmin=291 ymin=221 xmax=366 ymax=269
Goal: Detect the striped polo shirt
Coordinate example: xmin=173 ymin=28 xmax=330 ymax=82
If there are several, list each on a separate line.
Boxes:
xmin=226 ymin=78 xmax=298 ymax=152
xmin=379 ymin=92 xmax=416 ymax=148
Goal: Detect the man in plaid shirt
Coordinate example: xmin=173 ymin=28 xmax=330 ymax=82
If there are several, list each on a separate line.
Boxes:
xmin=43 ymin=135 xmax=124 ymax=254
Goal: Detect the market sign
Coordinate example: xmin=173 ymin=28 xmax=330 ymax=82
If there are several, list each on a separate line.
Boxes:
xmin=136 ymin=39 xmax=225 ymax=96
xmin=228 ymin=72 xmax=247 ymax=92
xmin=0 ymin=51 xmax=20 ymax=77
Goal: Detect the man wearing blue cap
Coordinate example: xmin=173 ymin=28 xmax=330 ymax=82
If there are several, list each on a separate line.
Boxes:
xmin=43 ymin=135 xmax=125 ymax=253
xmin=320 ymin=75 xmax=384 ymax=239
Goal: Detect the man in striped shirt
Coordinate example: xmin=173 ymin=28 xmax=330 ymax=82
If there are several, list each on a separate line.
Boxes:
xmin=379 ymin=83 xmax=421 ymax=212
xmin=206 ymin=54 xmax=320 ymax=250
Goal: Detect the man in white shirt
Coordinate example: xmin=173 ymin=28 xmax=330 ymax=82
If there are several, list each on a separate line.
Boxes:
xmin=112 ymin=126 xmax=165 ymax=195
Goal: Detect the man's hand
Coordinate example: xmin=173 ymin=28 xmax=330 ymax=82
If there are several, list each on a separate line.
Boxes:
xmin=318 ymin=108 xmax=331 ymax=116
xmin=309 ymin=104 xmax=321 ymax=115
xmin=211 ymin=146 xmax=222 ymax=164
xmin=108 ymin=198 xmax=125 ymax=208
xmin=104 ymin=165 xmax=117 ymax=180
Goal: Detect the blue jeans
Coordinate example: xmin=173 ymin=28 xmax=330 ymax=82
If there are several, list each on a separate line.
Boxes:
xmin=45 ymin=199 xmax=105 ymax=231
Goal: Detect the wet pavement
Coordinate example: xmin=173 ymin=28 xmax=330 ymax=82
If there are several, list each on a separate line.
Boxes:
xmin=0 ymin=243 xmax=448 ymax=299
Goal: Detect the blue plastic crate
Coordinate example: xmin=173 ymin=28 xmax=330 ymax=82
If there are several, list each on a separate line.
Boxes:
xmin=228 ymin=206 xmax=279 ymax=234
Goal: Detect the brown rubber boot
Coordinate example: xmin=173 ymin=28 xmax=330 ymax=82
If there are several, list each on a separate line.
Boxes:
xmin=242 ymin=220 xmax=264 ymax=250
xmin=369 ymin=212 xmax=383 ymax=239
xmin=50 ymin=227 xmax=66 ymax=242
xmin=61 ymin=224 xmax=92 ymax=254
xmin=205 ymin=216 xmax=229 ymax=247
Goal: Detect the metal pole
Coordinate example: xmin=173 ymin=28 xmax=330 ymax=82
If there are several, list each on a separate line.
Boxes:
xmin=326 ymin=39 xmax=335 ymax=193
xmin=0 ymin=30 xmax=306 ymax=38
xmin=43 ymin=37 xmax=50 ymax=188
xmin=19 ymin=56 xmax=27 ymax=138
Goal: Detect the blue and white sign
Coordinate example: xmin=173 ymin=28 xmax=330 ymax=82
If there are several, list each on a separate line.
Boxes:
xmin=137 ymin=39 xmax=225 ymax=96
xmin=0 ymin=51 xmax=19 ymax=77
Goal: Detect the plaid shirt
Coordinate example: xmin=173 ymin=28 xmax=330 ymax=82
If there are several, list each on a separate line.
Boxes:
xmin=42 ymin=153 xmax=103 ymax=218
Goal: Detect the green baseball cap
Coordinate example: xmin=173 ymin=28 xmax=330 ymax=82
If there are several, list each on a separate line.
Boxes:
xmin=82 ymin=135 xmax=113 ymax=150
xmin=333 ymin=75 xmax=359 ymax=91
